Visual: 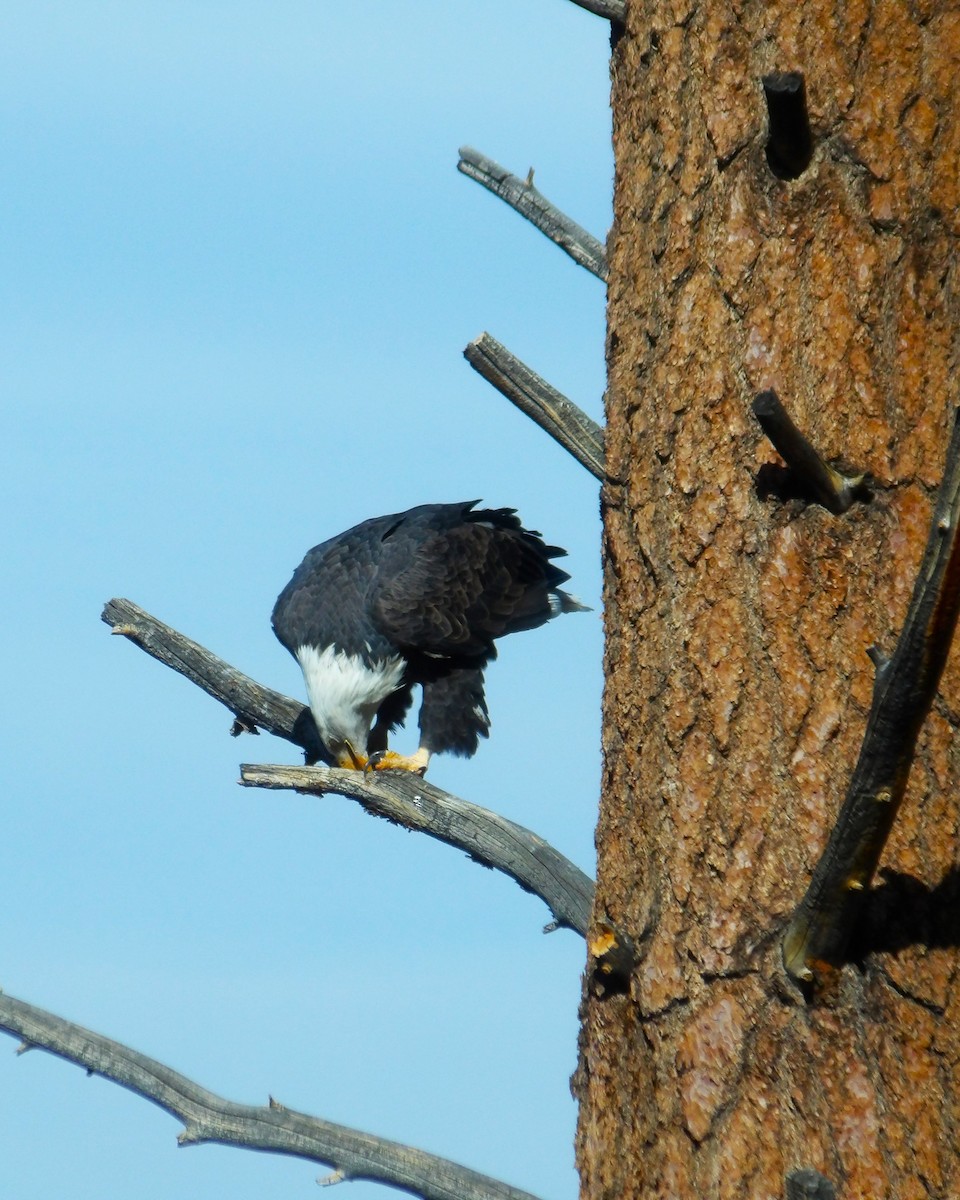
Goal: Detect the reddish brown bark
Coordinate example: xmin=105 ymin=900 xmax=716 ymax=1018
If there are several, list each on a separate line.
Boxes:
xmin=576 ymin=4 xmax=960 ymax=1197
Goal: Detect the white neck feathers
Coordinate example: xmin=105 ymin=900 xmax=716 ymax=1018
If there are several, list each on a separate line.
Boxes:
xmin=295 ymin=644 xmax=405 ymax=755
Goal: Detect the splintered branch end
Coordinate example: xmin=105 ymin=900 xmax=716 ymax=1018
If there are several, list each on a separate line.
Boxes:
xmin=588 ymin=919 xmax=637 ymax=997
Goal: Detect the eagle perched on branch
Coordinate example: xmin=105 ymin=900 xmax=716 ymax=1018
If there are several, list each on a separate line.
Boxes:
xmin=272 ymin=501 xmax=587 ymax=774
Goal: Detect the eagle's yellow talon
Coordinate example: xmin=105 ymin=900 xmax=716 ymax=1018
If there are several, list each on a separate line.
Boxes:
xmin=367 ymin=748 xmax=430 ymax=775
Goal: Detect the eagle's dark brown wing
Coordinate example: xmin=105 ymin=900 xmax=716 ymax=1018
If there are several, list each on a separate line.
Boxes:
xmin=273 ymin=501 xmax=586 ymax=764
xmin=371 ymin=505 xmax=579 ymax=658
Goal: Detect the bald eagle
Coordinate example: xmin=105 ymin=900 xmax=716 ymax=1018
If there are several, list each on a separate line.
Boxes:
xmin=271 ymin=501 xmax=587 ymax=773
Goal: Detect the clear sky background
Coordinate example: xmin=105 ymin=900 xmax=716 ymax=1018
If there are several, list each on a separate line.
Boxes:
xmin=1 ymin=4 xmax=611 ymax=1197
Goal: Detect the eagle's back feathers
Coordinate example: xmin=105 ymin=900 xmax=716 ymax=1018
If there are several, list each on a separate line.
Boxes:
xmin=272 ymin=501 xmax=586 ymax=766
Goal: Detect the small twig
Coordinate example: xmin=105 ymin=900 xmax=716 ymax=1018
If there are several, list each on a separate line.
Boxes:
xmin=458 ymin=147 xmax=607 ymax=281
xmin=102 ymin=598 xmax=325 ymax=760
xmin=566 ymin=0 xmax=625 ymax=21
xmin=783 ymin=404 xmax=960 ymax=985
xmin=240 ymin=764 xmax=594 ymax=937
xmin=464 ymin=333 xmax=605 ymax=480
xmin=753 ymin=390 xmax=867 ymax=514
xmin=762 ymin=73 xmax=814 ymax=179
xmin=102 ymin=600 xmax=595 ymax=932
xmin=0 ymin=990 xmax=544 ymax=1200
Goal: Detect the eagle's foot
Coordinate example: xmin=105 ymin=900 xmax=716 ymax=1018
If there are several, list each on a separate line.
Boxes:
xmin=363 ymin=747 xmax=430 ymax=776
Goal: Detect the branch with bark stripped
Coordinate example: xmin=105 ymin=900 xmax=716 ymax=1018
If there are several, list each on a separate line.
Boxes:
xmin=102 ymin=597 xmax=325 ymax=760
xmin=753 ymin=390 xmax=867 ymax=514
xmin=566 ymin=0 xmax=625 ymax=21
xmin=101 ymin=599 xmax=594 ymax=936
xmin=0 ymin=990 xmax=543 ymax=1200
xmin=463 ymin=333 xmax=605 ymax=480
xmin=458 ymin=147 xmax=607 ymax=280
xmin=783 ymin=404 xmax=960 ymax=985
xmin=241 ymin=763 xmax=593 ymax=936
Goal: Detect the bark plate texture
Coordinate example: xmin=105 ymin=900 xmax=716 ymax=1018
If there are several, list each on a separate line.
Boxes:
xmin=576 ymin=5 xmax=960 ymax=1198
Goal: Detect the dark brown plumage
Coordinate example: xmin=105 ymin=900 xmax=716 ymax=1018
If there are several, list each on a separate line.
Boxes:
xmin=271 ymin=501 xmax=586 ymax=772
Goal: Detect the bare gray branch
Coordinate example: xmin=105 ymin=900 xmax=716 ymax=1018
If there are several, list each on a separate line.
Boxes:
xmin=102 ymin=600 xmax=594 ymax=934
xmin=753 ymin=390 xmax=868 ymax=514
xmin=0 ymin=990 xmax=544 ymax=1200
xmin=458 ymin=147 xmax=607 ymax=280
xmin=102 ymin=597 xmax=324 ymax=759
xmin=464 ymin=333 xmax=605 ymax=481
xmin=567 ymin=0 xmax=625 ymax=20
xmin=240 ymin=763 xmax=595 ymax=937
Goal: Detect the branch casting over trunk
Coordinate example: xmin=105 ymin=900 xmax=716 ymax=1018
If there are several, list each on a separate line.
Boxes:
xmin=783 ymin=404 xmax=960 ymax=984
xmin=0 ymin=990 xmax=544 ymax=1200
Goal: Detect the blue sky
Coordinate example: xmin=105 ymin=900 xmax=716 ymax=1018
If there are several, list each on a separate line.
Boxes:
xmin=1 ymin=4 xmax=611 ymax=1197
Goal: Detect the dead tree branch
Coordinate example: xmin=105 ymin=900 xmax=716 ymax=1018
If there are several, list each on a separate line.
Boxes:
xmin=101 ymin=597 xmax=325 ymax=761
xmin=458 ymin=147 xmax=607 ymax=281
xmin=102 ymin=599 xmax=594 ymax=935
xmin=0 ymin=990 xmax=544 ymax=1200
xmin=567 ymin=0 xmax=625 ymax=21
xmin=240 ymin=764 xmax=594 ymax=937
xmin=464 ymin=333 xmax=605 ymax=480
xmin=753 ymin=390 xmax=867 ymax=514
xmin=783 ymin=404 xmax=960 ymax=985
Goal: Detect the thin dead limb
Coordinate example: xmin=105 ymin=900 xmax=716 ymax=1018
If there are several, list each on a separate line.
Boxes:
xmin=102 ymin=599 xmax=594 ymax=935
xmin=240 ymin=763 xmax=594 ymax=937
xmin=464 ymin=333 xmax=605 ymax=480
xmin=567 ymin=0 xmax=625 ymax=21
xmin=753 ymin=390 xmax=867 ymax=514
xmin=783 ymin=404 xmax=960 ymax=985
xmin=0 ymin=990 xmax=544 ymax=1200
xmin=101 ymin=597 xmax=324 ymax=760
xmin=458 ymin=147 xmax=607 ymax=280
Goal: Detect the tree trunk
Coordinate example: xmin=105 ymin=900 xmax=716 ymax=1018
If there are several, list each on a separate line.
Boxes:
xmin=576 ymin=4 xmax=960 ymax=1197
